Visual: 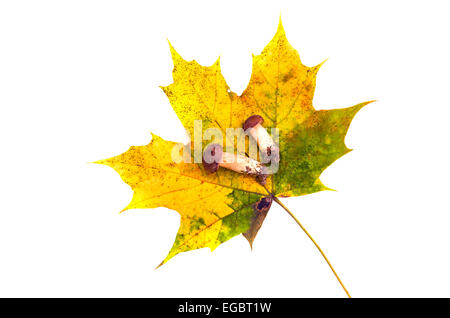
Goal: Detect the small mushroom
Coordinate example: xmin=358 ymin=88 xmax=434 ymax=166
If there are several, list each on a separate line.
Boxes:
xmin=243 ymin=115 xmax=279 ymax=163
xmin=202 ymin=143 xmax=267 ymax=184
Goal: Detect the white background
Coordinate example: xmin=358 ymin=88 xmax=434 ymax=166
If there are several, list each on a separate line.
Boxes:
xmin=1 ymin=0 xmax=449 ymax=297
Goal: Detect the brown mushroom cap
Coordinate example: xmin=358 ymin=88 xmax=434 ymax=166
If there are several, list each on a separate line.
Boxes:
xmin=202 ymin=143 xmax=223 ymax=173
xmin=243 ymin=115 xmax=264 ymax=131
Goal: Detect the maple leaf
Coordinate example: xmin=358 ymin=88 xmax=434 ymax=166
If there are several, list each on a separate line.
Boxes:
xmin=95 ymin=18 xmax=371 ymax=279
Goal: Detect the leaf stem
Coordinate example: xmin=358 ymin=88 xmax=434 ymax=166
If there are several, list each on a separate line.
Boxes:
xmin=271 ymin=195 xmax=351 ymax=298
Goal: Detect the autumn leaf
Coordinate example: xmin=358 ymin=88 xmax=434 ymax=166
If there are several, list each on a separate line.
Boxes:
xmin=95 ymin=18 xmax=371 ymax=276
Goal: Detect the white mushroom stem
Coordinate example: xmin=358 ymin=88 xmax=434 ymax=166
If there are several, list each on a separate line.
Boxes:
xmin=220 ymin=152 xmax=264 ymax=175
xmin=247 ymin=124 xmax=278 ymax=159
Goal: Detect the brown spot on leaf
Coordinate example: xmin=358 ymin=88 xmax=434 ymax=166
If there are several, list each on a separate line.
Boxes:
xmin=243 ymin=196 xmax=272 ymax=249
xmin=281 ymin=69 xmax=294 ymax=82
xmin=256 ymin=197 xmax=271 ymax=211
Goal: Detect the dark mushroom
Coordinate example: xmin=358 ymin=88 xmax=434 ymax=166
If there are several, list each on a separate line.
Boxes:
xmin=243 ymin=115 xmax=279 ymax=163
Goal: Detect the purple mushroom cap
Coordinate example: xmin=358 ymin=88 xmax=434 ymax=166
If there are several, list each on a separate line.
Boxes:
xmin=202 ymin=143 xmax=223 ymax=173
xmin=243 ymin=115 xmax=264 ymax=131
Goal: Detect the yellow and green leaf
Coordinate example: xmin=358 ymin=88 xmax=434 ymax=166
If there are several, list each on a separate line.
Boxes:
xmin=96 ymin=18 xmax=370 ymax=265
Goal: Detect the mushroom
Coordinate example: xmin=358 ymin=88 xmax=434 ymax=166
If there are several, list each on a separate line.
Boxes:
xmin=243 ymin=115 xmax=279 ymax=163
xmin=202 ymin=143 xmax=267 ymax=184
